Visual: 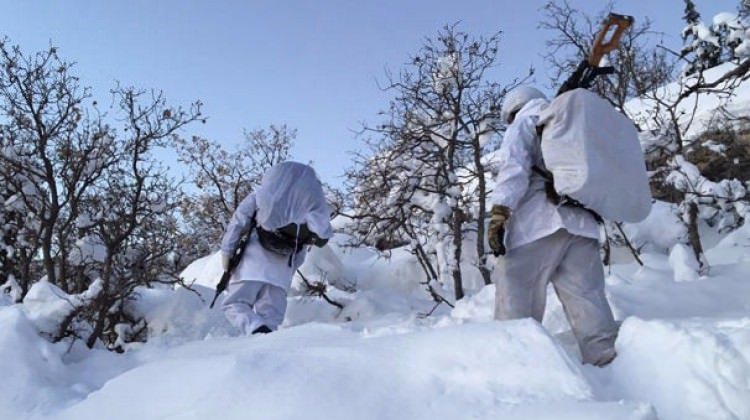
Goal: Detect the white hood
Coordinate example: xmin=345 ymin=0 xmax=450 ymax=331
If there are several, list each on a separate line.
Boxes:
xmin=255 ymin=161 xmax=333 ymax=239
xmin=514 ymin=98 xmax=549 ymax=122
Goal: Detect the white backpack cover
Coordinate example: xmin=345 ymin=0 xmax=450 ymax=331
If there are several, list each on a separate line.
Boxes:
xmin=537 ymin=88 xmax=652 ymax=223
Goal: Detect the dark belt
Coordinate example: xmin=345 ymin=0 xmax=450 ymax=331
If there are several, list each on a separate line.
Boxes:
xmin=532 ymin=166 xmax=603 ymax=223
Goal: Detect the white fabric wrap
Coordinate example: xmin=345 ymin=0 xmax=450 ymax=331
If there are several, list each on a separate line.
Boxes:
xmin=219 ymin=161 xmax=332 ymax=291
xmin=537 ymin=88 xmax=652 ymax=223
xmin=255 ymin=161 xmax=333 ymax=239
xmin=491 ymin=99 xmax=600 ymax=251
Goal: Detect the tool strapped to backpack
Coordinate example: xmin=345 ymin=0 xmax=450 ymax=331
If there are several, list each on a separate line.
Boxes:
xmin=557 ymin=13 xmax=634 ymax=95
xmin=535 ymin=12 xmax=650 ymax=224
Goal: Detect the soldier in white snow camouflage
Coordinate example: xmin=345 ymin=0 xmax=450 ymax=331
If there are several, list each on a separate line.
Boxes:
xmin=219 ymin=162 xmax=332 ymax=335
xmin=489 ymin=86 xmax=618 ymax=367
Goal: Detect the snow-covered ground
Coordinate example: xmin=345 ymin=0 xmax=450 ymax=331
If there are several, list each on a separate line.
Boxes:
xmin=1 ymin=219 xmax=749 ymax=420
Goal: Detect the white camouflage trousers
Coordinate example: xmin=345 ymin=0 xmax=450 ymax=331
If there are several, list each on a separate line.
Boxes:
xmin=222 ymin=281 xmax=287 ymax=335
xmin=495 ymin=228 xmax=618 ymax=365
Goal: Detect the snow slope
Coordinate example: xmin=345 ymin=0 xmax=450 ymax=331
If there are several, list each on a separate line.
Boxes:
xmin=50 ymin=321 xmax=656 ymax=420
xmin=625 ymin=62 xmax=750 ymax=139
xmin=4 ymin=64 xmax=750 ymax=419
xmin=0 ymin=220 xmax=749 ymax=420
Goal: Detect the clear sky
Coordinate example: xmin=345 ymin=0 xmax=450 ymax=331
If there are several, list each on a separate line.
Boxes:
xmin=0 ymin=0 xmax=737 ymax=186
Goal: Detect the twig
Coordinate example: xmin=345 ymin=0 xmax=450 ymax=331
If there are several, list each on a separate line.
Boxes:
xmin=418 ymin=300 xmax=446 ymax=318
xmin=614 ymin=222 xmax=644 ymax=266
xmin=296 ymin=270 xmax=344 ymax=310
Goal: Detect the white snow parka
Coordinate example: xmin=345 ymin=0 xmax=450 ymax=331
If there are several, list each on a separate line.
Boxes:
xmin=491 ymin=99 xmax=599 ymax=251
xmin=220 ymin=162 xmax=333 ymax=291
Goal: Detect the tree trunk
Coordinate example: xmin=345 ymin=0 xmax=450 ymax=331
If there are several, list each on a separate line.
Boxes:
xmin=18 ymin=249 xmax=32 ymax=301
xmin=41 ymin=225 xmax=57 ymax=284
xmin=87 ymin=253 xmax=113 ymax=348
xmin=451 ymin=208 xmax=464 ymax=301
xmin=472 ymin=136 xmax=492 ymax=286
xmin=686 ymin=202 xmax=707 ymax=270
xmin=86 ymin=302 xmax=108 ymax=349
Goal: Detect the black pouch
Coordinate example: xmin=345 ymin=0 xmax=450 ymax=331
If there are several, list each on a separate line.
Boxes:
xmin=256 ymin=225 xmax=304 ymax=257
xmin=255 ymin=222 xmax=328 ymax=256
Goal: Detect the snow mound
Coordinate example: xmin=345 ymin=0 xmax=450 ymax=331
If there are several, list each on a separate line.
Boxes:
xmin=0 ymin=307 xmax=72 ymax=418
xmin=711 ymin=221 xmax=750 ymax=264
xmin=129 ymin=285 xmax=233 ymax=345
xmin=611 ymin=317 xmax=750 ymax=420
xmin=53 ymin=320 xmax=652 ymax=420
xmin=668 ymin=243 xmax=701 ymax=282
xmin=180 ymin=252 xmax=224 ymax=289
xmin=451 ymin=283 xmax=495 ymax=322
xmin=621 ymin=201 xmax=685 ymax=253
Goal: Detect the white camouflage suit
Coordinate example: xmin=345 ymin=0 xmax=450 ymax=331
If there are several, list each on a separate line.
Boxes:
xmin=220 ymin=162 xmax=333 ymax=335
xmin=492 ymin=94 xmax=618 ymax=366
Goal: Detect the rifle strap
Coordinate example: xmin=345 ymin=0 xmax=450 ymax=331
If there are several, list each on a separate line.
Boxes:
xmin=532 ymin=166 xmax=603 ymax=224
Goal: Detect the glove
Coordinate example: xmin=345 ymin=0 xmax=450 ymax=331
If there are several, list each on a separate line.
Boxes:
xmin=488 ymin=205 xmax=511 ymax=256
xmin=221 ymin=253 xmax=231 ymax=271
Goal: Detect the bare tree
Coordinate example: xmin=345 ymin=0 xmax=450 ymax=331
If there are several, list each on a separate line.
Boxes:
xmin=0 ymin=39 xmax=122 ymax=296
xmin=65 ymin=86 xmax=202 ymax=349
xmin=346 ymin=24 xmax=524 ymax=302
xmin=0 ymin=38 xmax=204 ymax=348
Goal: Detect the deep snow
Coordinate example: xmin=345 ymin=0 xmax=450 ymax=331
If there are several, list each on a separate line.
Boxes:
xmin=3 ymin=55 xmax=750 ymax=420
xmin=0 ymin=218 xmax=749 ymax=420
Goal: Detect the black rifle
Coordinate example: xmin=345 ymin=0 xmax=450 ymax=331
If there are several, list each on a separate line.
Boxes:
xmin=209 ymin=212 xmax=257 ymax=309
xmin=557 ymin=13 xmax=634 ymax=95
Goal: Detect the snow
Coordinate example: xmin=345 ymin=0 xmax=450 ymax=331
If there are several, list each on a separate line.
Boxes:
xmin=2 ymin=35 xmax=750 ymax=420
xmin=668 ymin=243 xmax=701 ymax=282
xmin=0 ymin=218 xmax=748 ymax=419
xmin=55 ymin=321 xmax=639 ymax=420
xmin=607 ymin=317 xmax=750 ymax=420
xmin=0 ymin=307 xmax=71 ymax=418
xmin=625 ymin=62 xmax=750 ymax=140
xmin=714 ymin=12 xmax=740 ymax=28
xmin=694 ymin=23 xmax=720 ymax=47
xmin=620 ymin=200 xmax=685 ymax=253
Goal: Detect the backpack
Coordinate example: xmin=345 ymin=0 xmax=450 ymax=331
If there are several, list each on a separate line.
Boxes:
xmin=536 ymin=88 xmax=652 ymax=223
xmin=256 ymin=222 xmax=324 ymax=256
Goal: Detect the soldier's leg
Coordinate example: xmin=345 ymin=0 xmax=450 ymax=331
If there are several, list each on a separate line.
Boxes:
xmin=253 ymin=283 xmax=288 ymax=332
xmin=552 ymin=234 xmax=618 ymax=366
xmin=221 ymin=281 xmax=266 ymax=335
xmin=495 ymin=230 xmax=568 ymax=322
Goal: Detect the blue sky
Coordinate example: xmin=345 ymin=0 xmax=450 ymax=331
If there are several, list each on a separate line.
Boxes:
xmin=0 ymin=0 xmax=737 ymax=186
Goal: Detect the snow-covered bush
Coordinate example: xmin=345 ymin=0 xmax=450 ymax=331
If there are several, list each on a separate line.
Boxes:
xmin=0 ymin=39 xmax=204 ymax=349
xmin=635 ymin=0 xmax=750 ymax=273
xmin=681 ymin=0 xmax=750 ymax=74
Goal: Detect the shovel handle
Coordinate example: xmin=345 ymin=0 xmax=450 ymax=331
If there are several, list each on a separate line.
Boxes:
xmin=589 ymin=13 xmax=634 ymax=66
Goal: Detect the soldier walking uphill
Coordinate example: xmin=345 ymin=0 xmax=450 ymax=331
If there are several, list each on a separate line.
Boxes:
xmin=488 ymin=86 xmax=619 ymax=367
xmin=218 ymin=162 xmax=332 ymax=335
